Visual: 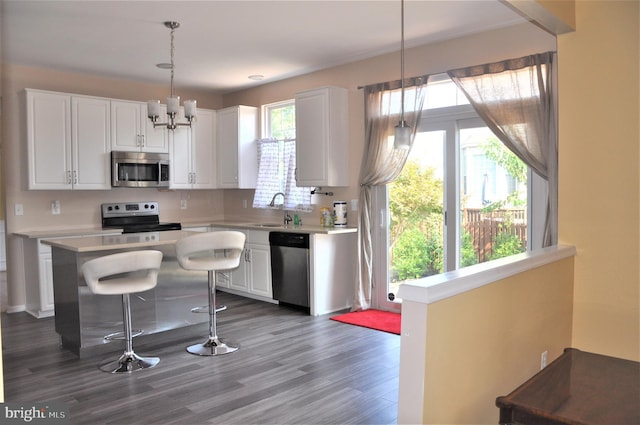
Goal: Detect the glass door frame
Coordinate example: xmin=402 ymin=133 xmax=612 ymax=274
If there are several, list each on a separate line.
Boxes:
xmin=371 ymin=106 xmax=485 ymax=310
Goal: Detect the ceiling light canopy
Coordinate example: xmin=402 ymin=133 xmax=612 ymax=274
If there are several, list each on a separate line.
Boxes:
xmin=148 ymin=21 xmax=196 ymax=130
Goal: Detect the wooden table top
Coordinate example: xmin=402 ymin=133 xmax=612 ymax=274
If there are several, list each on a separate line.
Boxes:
xmin=496 ymin=348 xmax=640 ymax=425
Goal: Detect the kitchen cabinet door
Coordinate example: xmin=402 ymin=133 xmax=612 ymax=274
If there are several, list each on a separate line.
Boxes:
xmin=229 ymin=251 xmax=249 ymax=292
xmin=169 ymin=108 xmax=215 ymax=189
xmin=111 ymin=100 xmax=168 ymax=153
xmin=216 ymin=105 xmax=258 ymax=189
xmin=26 ymin=90 xmax=111 ymax=190
xmin=143 ymin=103 xmax=170 ymax=152
xmin=247 ymin=243 xmax=272 ymax=299
xmin=72 ymin=95 xmax=111 ymax=189
xmin=110 ymin=100 xmax=143 ymax=152
xmin=191 ymin=108 xmax=216 ymax=188
xmin=26 ymin=90 xmax=72 ymax=189
xmin=24 ymin=240 xmax=55 ymax=318
xmin=295 ymin=86 xmax=348 ymax=187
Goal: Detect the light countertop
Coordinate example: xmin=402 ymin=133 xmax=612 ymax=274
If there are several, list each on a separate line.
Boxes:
xmin=14 ymin=227 xmax=124 ymax=239
xmin=199 ymin=220 xmax=357 ymax=235
xmin=41 ymin=230 xmax=186 ymax=253
xmin=16 ymin=220 xmax=356 ymax=243
xmin=40 ymin=221 xmax=357 ymax=253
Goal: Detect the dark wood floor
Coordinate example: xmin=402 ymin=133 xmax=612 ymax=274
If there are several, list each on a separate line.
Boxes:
xmin=2 ymin=291 xmax=400 ymax=425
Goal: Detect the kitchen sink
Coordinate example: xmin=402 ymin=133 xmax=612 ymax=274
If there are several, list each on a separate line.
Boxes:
xmin=252 ymin=223 xmax=283 ymax=228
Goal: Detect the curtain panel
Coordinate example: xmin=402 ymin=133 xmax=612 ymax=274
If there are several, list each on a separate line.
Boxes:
xmin=447 ymin=51 xmax=558 ymax=246
xmin=253 ymin=138 xmax=312 ymax=211
xmin=253 ymin=139 xmax=282 ymax=209
xmin=354 ymin=75 xmax=429 ymax=311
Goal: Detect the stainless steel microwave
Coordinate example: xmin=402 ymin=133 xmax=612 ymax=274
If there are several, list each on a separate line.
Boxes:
xmin=111 ymin=151 xmax=170 ymax=188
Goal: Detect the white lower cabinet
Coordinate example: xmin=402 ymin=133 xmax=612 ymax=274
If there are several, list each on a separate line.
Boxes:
xmin=211 ymin=228 xmax=273 ymax=302
xmin=246 ymin=232 xmax=273 ymax=299
xmin=24 ymin=238 xmax=57 ymax=318
xmin=24 ymin=233 xmax=118 ymax=318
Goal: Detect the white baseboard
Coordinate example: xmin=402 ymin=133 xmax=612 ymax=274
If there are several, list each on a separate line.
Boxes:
xmin=6 ymin=305 xmax=26 ymax=314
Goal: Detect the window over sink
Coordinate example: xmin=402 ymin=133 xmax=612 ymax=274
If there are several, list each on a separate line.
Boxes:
xmin=253 ymin=100 xmax=312 ymax=211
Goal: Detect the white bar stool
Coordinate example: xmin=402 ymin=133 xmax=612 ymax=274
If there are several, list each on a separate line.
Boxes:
xmin=81 ymin=250 xmax=163 ymax=373
xmin=176 ymin=231 xmax=246 ymax=356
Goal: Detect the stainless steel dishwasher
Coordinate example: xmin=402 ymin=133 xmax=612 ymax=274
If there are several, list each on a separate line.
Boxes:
xmin=269 ymin=232 xmax=310 ymax=309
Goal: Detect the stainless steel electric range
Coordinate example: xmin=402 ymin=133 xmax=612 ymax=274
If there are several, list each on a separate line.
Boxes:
xmin=101 ymin=202 xmax=181 ymax=233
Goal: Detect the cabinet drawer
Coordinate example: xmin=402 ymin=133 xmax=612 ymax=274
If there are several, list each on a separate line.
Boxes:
xmin=248 ymin=229 xmax=270 ymax=245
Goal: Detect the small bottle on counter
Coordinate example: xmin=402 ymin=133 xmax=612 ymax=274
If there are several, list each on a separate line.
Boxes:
xmin=293 ymin=213 xmax=300 ymax=227
xmin=320 ymin=207 xmax=333 ymax=227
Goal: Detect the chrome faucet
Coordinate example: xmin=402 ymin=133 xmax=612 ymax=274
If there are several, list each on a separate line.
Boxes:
xmin=269 ymin=192 xmax=292 ymax=225
xmin=269 ymin=192 xmax=285 ymax=207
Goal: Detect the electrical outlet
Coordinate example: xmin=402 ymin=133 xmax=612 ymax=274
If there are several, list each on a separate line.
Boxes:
xmin=51 ymin=200 xmax=61 ymax=215
xmin=14 ymin=204 xmax=24 ymax=216
xmin=541 ymin=350 xmax=548 ymax=369
xmin=180 ymin=199 xmax=187 ymax=210
xmin=243 ymin=199 xmax=248 ymax=209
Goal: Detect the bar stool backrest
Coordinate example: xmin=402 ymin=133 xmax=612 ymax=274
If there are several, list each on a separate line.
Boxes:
xmin=176 ymin=231 xmax=246 ymax=272
xmin=82 ymin=250 xmax=163 ymax=296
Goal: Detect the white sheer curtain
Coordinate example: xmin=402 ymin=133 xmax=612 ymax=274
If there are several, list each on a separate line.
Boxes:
xmin=253 ymin=139 xmax=282 ymax=209
xmin=447 ymin=52 xmax=557 ymax=246
xmin=253 ymin=138 xmax=312 ymax=211
xmin=283 ymin=140 xmax=312 ymax=211
xmin=355 ymin=75 xmax=428 ymax=311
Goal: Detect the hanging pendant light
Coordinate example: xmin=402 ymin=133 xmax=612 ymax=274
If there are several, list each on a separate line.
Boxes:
xmin=394 ymin=0 xmax=411 ymax=149
xmin=147 ymin=21 xmax=196 ymax=130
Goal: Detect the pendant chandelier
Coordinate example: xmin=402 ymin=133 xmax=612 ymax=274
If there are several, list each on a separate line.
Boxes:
xmin=147 ymin=21 xmax=196 ymax=130
xmin=394 ymin=0 xmax=411 ymax=149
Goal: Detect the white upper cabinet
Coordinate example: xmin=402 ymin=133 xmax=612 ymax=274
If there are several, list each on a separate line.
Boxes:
xmin=26 ymin=89 xmax=111 ymax=190
xmin=216 ymin=105 xmax=258 ymax=189
xmin=110 ymin=100 xmax=168 ymax=153
xmin=295 ymin=86 xmax=349 ymax=187
xmin=170 ymin=108 xmax=216 ymax=189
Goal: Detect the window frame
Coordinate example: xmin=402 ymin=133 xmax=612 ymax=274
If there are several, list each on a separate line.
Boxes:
xmin=262 ymin=99 xmax=295 ymax=140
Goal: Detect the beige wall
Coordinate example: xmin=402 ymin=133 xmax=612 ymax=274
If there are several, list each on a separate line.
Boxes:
xmin=423 ymin=257 xmax=574 ymax=423
xmin=558 ymin=0 xmax=639 ymax=361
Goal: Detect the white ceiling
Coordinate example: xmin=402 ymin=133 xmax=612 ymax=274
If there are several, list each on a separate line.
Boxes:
xmin=1 ymin=0 xmax=528 ymax=94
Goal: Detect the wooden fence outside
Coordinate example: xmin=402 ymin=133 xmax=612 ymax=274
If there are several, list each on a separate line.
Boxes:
xmin=463 ymin=208 xmax=527 ymax=263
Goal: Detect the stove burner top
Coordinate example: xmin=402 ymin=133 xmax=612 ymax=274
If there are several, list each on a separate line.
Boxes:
xmin=101 ymin=202 xmax=181 ymax=233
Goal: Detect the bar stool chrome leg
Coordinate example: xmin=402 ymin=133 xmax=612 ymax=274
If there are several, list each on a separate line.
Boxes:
xmin=186 ymin=271 xmax=237 ymax=356
xmin=100 ymin=293 xmax=160 ymax=373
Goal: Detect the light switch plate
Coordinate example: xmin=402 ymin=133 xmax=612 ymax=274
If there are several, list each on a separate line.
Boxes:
xmin=14 ymin=204 xmax=24 ymax=216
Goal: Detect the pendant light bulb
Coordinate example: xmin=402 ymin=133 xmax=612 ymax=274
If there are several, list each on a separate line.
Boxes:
xmin=394 ymin=121 xmax=411 ymax=149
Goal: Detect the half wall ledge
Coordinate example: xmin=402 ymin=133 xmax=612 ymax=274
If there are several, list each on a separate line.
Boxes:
xmin=397 ymin=244 xmax=577 ymax=305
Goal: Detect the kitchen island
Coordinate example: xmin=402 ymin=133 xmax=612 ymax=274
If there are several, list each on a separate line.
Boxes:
xmin=43 ymin=225 xmax=357 ymax=357
xmin=43 ymin=230 xmax=210 ymax=357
